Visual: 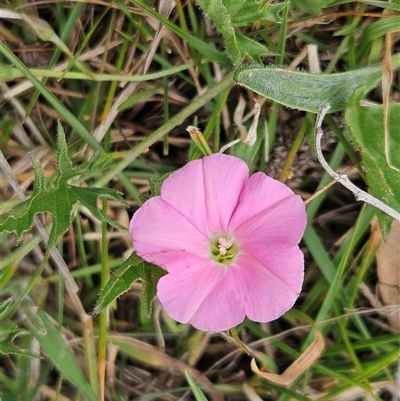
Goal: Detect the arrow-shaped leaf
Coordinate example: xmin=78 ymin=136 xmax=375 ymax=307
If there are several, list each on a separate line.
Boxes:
xmin=0 ymin=323 xmax=40 ymax=358
xmin=0 ymin=122 xmax=127 ymax=253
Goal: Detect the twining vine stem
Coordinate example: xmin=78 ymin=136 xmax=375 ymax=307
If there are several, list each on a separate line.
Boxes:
xmin=314 ymin=103 xmax=399 ymax=221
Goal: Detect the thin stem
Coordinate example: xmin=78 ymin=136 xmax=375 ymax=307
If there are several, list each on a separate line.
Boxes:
xmin=315 ymin=104 xmax=399 ymax=221
xmin=98 ymin=198 xmax=109 ymax=401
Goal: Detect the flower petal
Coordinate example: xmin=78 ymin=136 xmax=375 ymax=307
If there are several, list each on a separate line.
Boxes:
xmin=233 ymin=191 xmax=307 ymax=246
xmin=130 ymin=197 xmax=208 ymax=272
xmin=157 ymin=261 xmax=247 ymax=331
xmin=186 ymin=268 xmax=247 ymax=331
xmin=202 ymin=154 xmax=249 ymax=235
xmin=160 ymin=158 xmax=208 ymax=234
xmin=233 ymin=250 xmax=304 ymax=322
xmin=161 ymin=154 xmax=249 ymax=236
xmin=229 ymin=172 xmax=305 ymax=236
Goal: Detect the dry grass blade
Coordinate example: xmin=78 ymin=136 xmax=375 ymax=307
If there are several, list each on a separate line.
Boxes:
xmin=251 ymin=331 xmax=325 ymax=386
xmin=382 ymin=10 xmax=398 ymax=172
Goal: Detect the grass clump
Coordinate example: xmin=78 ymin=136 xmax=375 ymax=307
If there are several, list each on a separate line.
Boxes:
xmin=1 ymin=1 xmax=399 ymax=400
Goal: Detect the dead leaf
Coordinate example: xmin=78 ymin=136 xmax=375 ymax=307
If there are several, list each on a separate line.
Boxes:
xmin=375 ymin=219 xmax=400 ymax=332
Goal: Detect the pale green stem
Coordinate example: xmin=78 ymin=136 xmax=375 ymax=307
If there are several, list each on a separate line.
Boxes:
xmin=98 ymin=198 xmax=109 ymax=401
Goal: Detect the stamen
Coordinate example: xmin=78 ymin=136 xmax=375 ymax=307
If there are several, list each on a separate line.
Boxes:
xmin=218 ymin=237 xmax=235 ymax=255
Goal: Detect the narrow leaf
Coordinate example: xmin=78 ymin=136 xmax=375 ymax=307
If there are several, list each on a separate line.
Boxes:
xmin=251 ymin=331 xmax=325 ymax=386
xmin=234 ymin=59 xmax=400 ymax=113
xmin=185 ymin=371 xmax=209 ymax=401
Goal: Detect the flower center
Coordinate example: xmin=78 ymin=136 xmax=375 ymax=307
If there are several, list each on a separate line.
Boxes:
xmin=209 ymin=235 xmax=238 ymax=265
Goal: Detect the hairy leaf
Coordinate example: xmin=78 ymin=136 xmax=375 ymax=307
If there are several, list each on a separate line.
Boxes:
xmin=0 ymin=297 xmax=14 ymax=320
xmin=195 ymin=0 xmax=275 ymax=64
xmin=234 ymin=59 xmax=400 ymax=113
xmin=148 ymin=172 xmax=172 ymax=197
xmin=228 ymin=1 xmax=287 ymax=25
xmin=196 ymin=0 xmax=241 ymax=64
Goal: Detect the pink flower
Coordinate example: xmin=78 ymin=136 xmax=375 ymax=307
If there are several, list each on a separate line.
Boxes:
xmin=129 ymin=154 xmax=307 ymax=332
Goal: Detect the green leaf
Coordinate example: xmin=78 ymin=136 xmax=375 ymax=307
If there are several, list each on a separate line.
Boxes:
xmin=0 ymin=122 xmax=127 ymax=253
xmin=234 ymin=59 xmax=400 ymax=113
xmin=139 ymin=172 xmax=172 ymax=203
xmin=148 ymin=172 xmax=172 ymax=197
xmin=70 ymin=186 xmax=127 ymax=228
xmin=93 ymin=252 xmax=164 ymax=317
xmin=0 ymin=63 xmax=19 ymax=83
xmin=345 ymin=89 xmax=400 ymax=238
xmin=24 ymin=307 xmax=98 ymax=401
xmin=236 ymin=32 xmax=273 ymax=62
xmin=0 ymin=323 xmax=40 ymax=359
xmin=196 ymin=0 xmax=242 ymax=65
xmin=140 ymin=259 xmax=165 ymax=317
xmin=0 ymin=117 xmax=14 ymax=151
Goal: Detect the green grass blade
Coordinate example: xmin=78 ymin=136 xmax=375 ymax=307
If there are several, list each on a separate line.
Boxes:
xmin=24 ymin=307 xmax=98 ymax=401
xmin=0 ymin=42 xmax=101 ymax=151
